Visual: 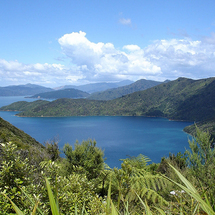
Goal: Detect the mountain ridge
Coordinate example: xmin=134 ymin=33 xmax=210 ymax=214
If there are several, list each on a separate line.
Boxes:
xmin=87 ymin=79 xmax=164 ymax=100
xmin=0 ymin=83 xmax=53 ymax=96
xmin=1 ymin=77 xmax=215 ymax=136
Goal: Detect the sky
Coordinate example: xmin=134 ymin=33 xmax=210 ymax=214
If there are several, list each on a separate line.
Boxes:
xmin=0 ymin=0 xmax=215 ymax=87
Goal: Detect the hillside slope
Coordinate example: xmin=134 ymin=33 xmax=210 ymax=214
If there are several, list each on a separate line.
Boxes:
xmin=30 ymin=88 xmax=89 ymax=99
xmin=1 ymin=77 xmax=215 ymax=122
xmin=0 ymin=117 xmax=50 ymax=163
xmin=87 ymin=79 xmax=163 ymax=100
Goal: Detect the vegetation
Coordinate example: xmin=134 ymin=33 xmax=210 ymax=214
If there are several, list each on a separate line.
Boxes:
xmin=30 ymin=88 xmax=89 ymax=99
xmin=0 ymin=117 xmax=215 ymax=214
xmin=1 ymin=77 xmax=215 ymax=119
xmin=87 ymin=79 xmax=163 ymax=100
xmin=1 ymin=77 xmax=215 ymax=136
xmin=0 ymin=117 xmax=50 ymax=165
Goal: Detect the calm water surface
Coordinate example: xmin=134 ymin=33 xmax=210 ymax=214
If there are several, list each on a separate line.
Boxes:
xmin=0 ymin=96 xmax=193 ymax=168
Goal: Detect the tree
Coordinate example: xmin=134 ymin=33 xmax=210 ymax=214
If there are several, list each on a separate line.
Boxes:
xmin=63 ymin=139 xmax=104 ymax=180
xmin=185 ymin=126 xmax=215 ymax=208
xmin=45 ymin=136 xmax=60 ymax=161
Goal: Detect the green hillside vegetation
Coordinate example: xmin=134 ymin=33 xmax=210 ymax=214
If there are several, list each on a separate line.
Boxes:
xmin=0 ymin=83 xmax=53 ymax=96
xmin=1 ymin=124 xmax=215 ymax=214
xmin=1 ymin=77 xmax=214 ymax=121
xmin=30 ymin=88 xmax=90 ymax=99
xmin=184 ymin=120 xmax=215 ymax=139
xmin=0 ymin=100 xmax=49 ymax=112
xmin=87 ymin=79 xmax=163 ymax=100
xmin=0 ymin=117 xmax=50 ymax=164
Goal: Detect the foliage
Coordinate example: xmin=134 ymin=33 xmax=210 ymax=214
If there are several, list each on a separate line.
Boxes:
xmin=88 ymin=79 xmax=162 ymax=100
xmin=2 ymin=77 xmax=215 ymax=138
xmin=0 ymin=142 xmax=35 ymax=213
xmin=185 ymin=126 xmax=215 ymax=210
xmin=31 ymin=88 xmax=89 ymax=99
xmin=184 ymin=120 xmax=215 ymax=139
xmin=0 ymin=117 xmax=50 ymax=165
xmin=63 ymin=139 xmax=105 ymax=180
xmin=106 ymin=155 xmax=169 ymax=214
xmin=1 ymin=123 xmax=215 ymax=214
xmin=45 ymin=137 xmax=61 ymax=161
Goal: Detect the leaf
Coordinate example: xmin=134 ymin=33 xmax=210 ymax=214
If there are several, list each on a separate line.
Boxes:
xmin=45 ymin=178 xmax=60 ymax=215
xmin=20 ymin=187 xmax=44 ymax=215
xmin=2 ymin=193 xmax=24 ymax=215
xmin=154 ymin=207 xmax=166 ymax=215
xmin=168 ymin=164 xmax=215 ymax=215
xmin=136 ymin=193 xmax=153 ymax=215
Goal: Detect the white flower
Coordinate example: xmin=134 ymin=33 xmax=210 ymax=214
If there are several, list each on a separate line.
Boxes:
xmin=170 ymin=191 xmax=176 ymax=195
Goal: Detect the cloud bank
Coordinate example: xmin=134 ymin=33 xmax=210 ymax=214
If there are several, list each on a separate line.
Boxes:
xmin=1 ymin=31 xmax=215 ymax=87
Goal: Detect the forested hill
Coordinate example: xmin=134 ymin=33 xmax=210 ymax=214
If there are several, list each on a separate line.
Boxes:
xmin=1 ymin=77 xmax=215 ymax=136
xmin=87 ymin=79 xmax=164 ymax=100
xmin=0 ymin=83 xmax=53 ymax=96
xmin=0 ymin=117 xmax=50 ymax=163
xmin=30 ymin=88 xmax=89 ymax=99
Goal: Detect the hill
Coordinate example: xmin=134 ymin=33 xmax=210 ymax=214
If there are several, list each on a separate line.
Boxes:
xmin=1 ymin=77 xmax=214 ymax=120
xmin=1 ymin=77 xmax=215 ymax=136
xmin=56 ymin=80 xmax=133 ymax=94
xmin=0 ymin=83 xmax=53 ymax=96
xmin=87 ymin=79 xmax=163 ymax=100
xmin=0 ymin=100 xmax=49 ymax=111
xmin=30 ymin=88 xmax=89 ymax=99
xmin=0 ymin=117 xmax=50 ymax=164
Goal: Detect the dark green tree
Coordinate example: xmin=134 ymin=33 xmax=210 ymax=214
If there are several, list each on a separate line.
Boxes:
xmin=63 ymin=139 xmax=104 ymax=180
xmin=45 ymin=136 xmax=60 ymax=161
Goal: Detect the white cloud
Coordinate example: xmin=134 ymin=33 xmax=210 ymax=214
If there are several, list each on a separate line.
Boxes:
xmin=58 ymin=31 xmax=162 ymax=82
xmin=0 ymin=59 xmax=83 ymax=87
xmin=123 ymin=45 xmax=141 ymax=52
xmin=1 ymin=31 xmax=215 ymax=87
xmin=144 ymin=37 xmax=215 ymax=80
xmin=119 ymin=18 xmax=132 ymax=25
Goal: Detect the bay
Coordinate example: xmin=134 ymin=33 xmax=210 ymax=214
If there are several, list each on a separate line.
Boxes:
xmin=0 ymin=96 xmax=193 ymax=168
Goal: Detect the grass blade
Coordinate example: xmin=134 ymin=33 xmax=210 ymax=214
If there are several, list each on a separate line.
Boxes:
xmin=2 ymin=193 xmax=24 ymax=215
xmin=168 ymin=164 xmax=215 ymax=215
xmin=45 ymin=178 xmax=60 ymax=215
xmin=20 ymin=187 xmax=44 ymax=215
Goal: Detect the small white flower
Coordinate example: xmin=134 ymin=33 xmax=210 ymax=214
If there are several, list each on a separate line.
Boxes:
xmin=170 ymin=191 xmax=176 ymax=195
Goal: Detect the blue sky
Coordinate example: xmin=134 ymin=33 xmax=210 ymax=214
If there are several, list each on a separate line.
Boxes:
xmin=0 ymin=0 xmax=215 ymax=87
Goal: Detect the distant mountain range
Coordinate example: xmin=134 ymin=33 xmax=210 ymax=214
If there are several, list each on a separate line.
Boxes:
xmin=87 ymin=79 xmax=166 ymax=100
xmin=55 ymin=80 xmax=134 ymax=94
xmin=0 ymin=80 xmax=133 ymax=97
xmin=29 ymin=79 xmax=164 ymax=100
xmin=1 ymin=77 xmax=215 ymax=137
xmin=0 ymin=84 xmax=53 ymax=96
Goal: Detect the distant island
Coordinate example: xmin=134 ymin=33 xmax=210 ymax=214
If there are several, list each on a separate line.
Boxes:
xmin=29 ymin=88 xmax=90 ymax=99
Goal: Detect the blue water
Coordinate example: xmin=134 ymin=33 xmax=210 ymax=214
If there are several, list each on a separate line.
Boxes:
xmin=0 ymin=96 xmax=193 ymax=168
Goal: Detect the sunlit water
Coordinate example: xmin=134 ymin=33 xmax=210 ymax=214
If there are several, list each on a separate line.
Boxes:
xmin=0 ymin=96 xmax=193 ymax=168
